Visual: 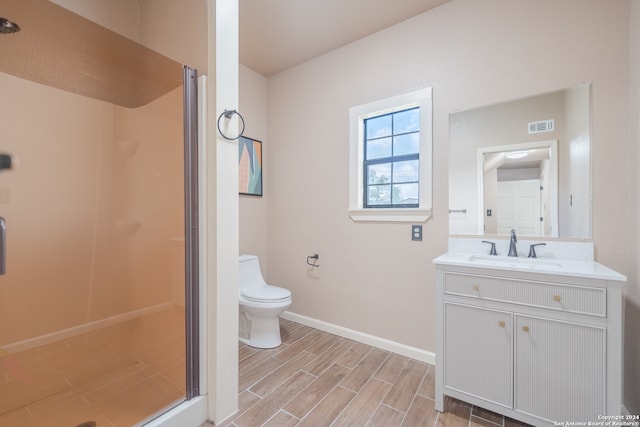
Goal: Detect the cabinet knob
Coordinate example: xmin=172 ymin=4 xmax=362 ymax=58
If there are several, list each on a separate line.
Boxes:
xmin=522 ymin=326 xmax=529 ymax=332
xmin=498 ymin=321 xmax=506 ymax=328
xmin=553 ymin=295 xmax=561 ymax=302
xmin=473 ymin=284 xmax=480 ymax=291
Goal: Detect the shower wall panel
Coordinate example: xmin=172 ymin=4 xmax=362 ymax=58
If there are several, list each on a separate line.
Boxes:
xmin=107 ymin=86 xmax=185 ymax=317
xmin=0 ymin=72 xmax=184 ymax=347
xmin=0 ymin=72 xmax=114 ymax=346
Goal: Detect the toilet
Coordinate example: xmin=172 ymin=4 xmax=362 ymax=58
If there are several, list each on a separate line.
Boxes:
xmin=238 ymin=255 xmax=292 ymax=348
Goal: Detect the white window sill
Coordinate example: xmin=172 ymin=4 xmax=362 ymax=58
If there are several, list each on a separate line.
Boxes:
xmin=348 ymin=208 xmax=432 ymax=223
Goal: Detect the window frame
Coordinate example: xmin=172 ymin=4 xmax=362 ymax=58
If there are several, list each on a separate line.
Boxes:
xmin=349 ymin=87 xmax=433 ymax=222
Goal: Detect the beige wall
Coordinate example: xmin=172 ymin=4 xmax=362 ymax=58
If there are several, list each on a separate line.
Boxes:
xmin=627 ymin=0 xmax=640 ymax=416
xmin=51 ymin=0 xmax=207 ymax=73
xmin=50 ymin=0 xmax=142 ymax=41
xmin=138 ymin=0 xmax=208 ymax=73
xmin=263 ymin=0 xmax=630 ymax=373
xmin=239 ymin=65 xmax=269 ymax=274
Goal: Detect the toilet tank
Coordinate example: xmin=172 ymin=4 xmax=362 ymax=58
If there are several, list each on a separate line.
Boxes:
xmin=239 ymin=255 xmax=266 ymax=289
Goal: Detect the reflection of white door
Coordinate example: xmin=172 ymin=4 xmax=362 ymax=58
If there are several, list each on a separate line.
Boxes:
xmin=497 ymin=179 xmax=541 ymax=236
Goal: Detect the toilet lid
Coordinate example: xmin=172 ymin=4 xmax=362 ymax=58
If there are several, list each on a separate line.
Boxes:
xmin=241 ymin=284 xmax=291 ymax=302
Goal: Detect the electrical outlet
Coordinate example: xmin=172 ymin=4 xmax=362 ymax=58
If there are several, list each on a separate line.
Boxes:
xmin=412 ymin=224 xmax=422 ymax=241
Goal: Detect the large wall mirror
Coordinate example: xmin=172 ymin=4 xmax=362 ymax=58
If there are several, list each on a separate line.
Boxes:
xmin=449 ymin=84 xmax=592 ymax=238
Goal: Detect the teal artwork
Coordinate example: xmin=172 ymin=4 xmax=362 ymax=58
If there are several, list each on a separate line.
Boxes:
xmin=239 ymin=136 xmax=263 ymax=196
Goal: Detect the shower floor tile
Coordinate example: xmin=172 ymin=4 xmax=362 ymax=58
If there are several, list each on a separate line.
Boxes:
xmin=0 ymin=307 xmax=186 ymax=427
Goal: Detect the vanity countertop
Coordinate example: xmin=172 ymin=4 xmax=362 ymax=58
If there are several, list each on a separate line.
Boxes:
xmin=434 ymin=252 xmax=626 ymax=282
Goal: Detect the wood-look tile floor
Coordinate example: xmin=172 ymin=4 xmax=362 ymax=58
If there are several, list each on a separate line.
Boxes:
xmin=209 ymin=319 xmax=532 ymax=427
xmin=0 ymin=308 xmax=186 ymax=427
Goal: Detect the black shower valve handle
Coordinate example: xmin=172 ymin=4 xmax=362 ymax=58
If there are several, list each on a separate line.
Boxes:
xmin=0 ymin=154 xmax=15 ymax=172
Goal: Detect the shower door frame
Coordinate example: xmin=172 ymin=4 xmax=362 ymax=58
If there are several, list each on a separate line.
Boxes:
xmin=184 ymin=65 xmax=200 ymax=399
xmin=139 ymin=69 xmax=208 ymax=427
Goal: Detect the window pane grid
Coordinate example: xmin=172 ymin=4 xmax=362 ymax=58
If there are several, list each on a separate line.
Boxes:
xmin=366 ymin=129 xmax=419 ymax=142
xmin=364 ymin=107 xmax=420 ymax=208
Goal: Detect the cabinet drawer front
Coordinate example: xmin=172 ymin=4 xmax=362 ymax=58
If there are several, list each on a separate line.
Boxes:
xmin=444 ymin=272 xmax=606 ymax=317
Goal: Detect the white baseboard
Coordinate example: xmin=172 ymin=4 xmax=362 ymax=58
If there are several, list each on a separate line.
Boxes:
xmin=281 ymin=311 xmax=435 ymax=365
xmin=1 ymin=302 xmax=173 ymax=354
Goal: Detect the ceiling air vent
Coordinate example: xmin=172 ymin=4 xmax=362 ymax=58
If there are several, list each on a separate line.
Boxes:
xmin=528 ymin=119 xmax=555 ymax=134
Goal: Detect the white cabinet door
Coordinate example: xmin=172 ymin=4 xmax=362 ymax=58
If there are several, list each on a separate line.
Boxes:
xmin=515 ymin=315 xmax=605 ymax=422
xmin=444 ymin=303 xmax=513 ymax=408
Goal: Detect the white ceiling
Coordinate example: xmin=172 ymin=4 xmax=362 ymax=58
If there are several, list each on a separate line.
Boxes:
xmin=239 ymin=0 xmax=451 ymax=76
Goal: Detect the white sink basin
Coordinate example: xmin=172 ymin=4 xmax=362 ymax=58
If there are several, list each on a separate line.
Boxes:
xmin=467 ymin=254 xmax=564 ymax=271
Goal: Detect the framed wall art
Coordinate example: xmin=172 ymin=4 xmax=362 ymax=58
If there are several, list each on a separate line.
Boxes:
xmin=238 ymin=135 xmax=263 ymax=196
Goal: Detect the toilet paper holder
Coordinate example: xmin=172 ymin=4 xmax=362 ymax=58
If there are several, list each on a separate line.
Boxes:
xmin=306 ymin=254 xmax=320 ymax=267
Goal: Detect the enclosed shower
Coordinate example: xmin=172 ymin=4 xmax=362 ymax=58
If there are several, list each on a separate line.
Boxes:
xmin=0 ymin=0 xmax=201 ymax=425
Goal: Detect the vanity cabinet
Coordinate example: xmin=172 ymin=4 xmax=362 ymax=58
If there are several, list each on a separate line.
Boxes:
xmin=435 ymin=262 xmax=624 ymax=427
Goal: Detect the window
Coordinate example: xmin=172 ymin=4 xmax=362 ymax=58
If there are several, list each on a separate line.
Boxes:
xmin=349 ymin=88 xmax=432 ymax=222
xmin=364 ymin=107 xmax=420 ymax=208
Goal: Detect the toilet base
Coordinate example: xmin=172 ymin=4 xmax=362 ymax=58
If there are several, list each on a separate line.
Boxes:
xmin=239 ymin=304 xmax=287 ymax=349
xmin=239 ymin=316 xmax=282 ymax=348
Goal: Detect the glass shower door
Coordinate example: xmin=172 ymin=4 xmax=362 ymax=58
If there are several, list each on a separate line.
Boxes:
xmin=0 ymin=1 xmax=193 ymax=425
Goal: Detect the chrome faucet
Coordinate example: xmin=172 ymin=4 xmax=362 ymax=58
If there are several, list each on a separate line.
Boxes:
xmin=508 ymin=229 xmax=518 ymax=257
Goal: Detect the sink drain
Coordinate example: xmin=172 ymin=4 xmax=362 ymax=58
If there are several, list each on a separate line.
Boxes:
xmin=76 ymin=422 xmax=96 ymax=427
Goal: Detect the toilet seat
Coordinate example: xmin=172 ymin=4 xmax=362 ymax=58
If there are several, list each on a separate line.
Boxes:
xmin=241 ymin=284 xmax=291 ymax=303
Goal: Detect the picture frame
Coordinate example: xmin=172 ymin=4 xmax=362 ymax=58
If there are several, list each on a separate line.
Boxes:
xmin=238 ymin=135 xmax=263 ymax=196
